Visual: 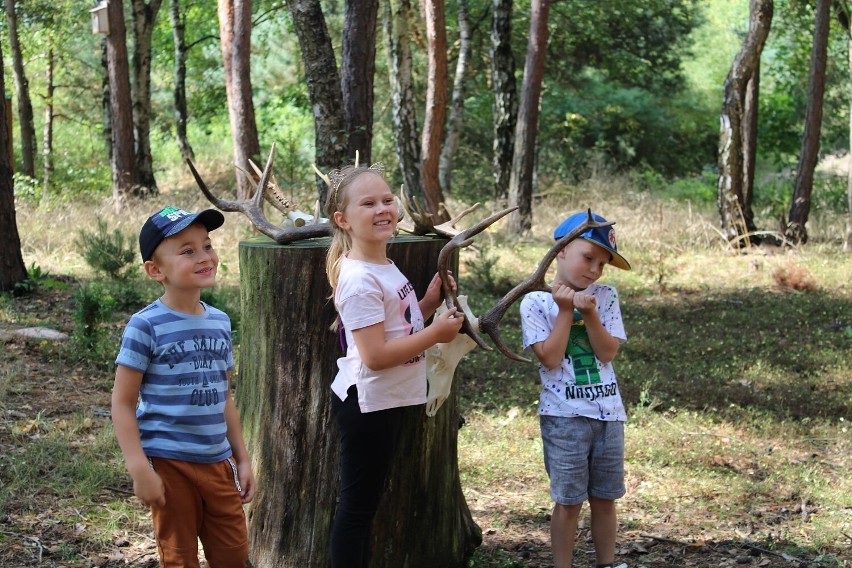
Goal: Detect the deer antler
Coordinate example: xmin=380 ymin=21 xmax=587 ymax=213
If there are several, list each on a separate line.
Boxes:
xmin=397 ymin=190 xmax=483 ymax=238
xmin=437 ymin=209 xmax=613 ymax=362
xmin=187 ymin=143 xmax=332 ymax=243
xmin=437 ymin=206 xmax=518 ymax=350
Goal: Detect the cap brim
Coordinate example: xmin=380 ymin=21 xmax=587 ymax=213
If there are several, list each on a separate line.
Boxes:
xmin=163 ymin=209 xmax=225 ymax=238
xmin=582 ymin=237 xmax=631 ymax=271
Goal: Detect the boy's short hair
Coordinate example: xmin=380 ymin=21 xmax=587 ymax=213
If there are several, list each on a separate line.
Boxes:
xmin=139 ymin=206 xmax=225 ymax=262
xmin=553 ymin=211 xmax=631 ymax=270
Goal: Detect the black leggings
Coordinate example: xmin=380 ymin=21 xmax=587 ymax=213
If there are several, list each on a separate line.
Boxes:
xmin=330 ymin=386 xmax=403 ymax=568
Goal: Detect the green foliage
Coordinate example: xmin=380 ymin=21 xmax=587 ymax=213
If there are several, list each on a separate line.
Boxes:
xmin=74 ymin=218 xmax=137 ymax=281
xmin=10 ymin=263 xmax=59 ymax=297
xmin=12 ymin=173 xmax=40 ymax=203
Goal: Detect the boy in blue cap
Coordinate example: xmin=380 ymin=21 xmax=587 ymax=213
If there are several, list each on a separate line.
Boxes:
xmin=112 ymin=206 xmax=255 ymax=567
xmin=520 ymin=211 xmax=631 ymax=568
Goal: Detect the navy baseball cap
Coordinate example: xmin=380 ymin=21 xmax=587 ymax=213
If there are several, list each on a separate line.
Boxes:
xmin=553 ymin=211 xmax=631 ymax=270
xmin=139 ymin=206 xmax=225 ymax=262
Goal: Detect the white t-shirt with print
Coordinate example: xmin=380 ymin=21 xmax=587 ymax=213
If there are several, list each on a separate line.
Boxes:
xmin=331 ymin=256 xmax=427 ymax=412
xmin=520 ymin=283 xmax=627 ymax=421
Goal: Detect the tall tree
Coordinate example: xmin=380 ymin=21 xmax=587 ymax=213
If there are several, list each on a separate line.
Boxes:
xmin=130 ymin=0 xmax=163 ymax=196
xmin=420 ymin=0 xmax=450 ymax=219
xmin=717 ymin=0 xmax=773 ymax=244
xmin=490 ymin=0 xmax=516 ymax=201
xmin=438 ymin=0 xmax=472 ymax=194
xmin=846 ymin=3 xmax=852 ymax=252
xmin=0 ymin=39 xmax=27 ymax=292
xmin=786 ymin=0 xmax=831 ymax=244
xmin=170 ymin=0 xmax=194 ymax=161
xmin=286 ymin=0 xmax=347 ymax=205
xmin=106 ymin=0 xmax=138 ymax=203
xmin=5 ymin=0 xmax=36 ymax=178
xmin=42 ymin=40 xmax=54 ymax=197
xmin=218 ymin=0 xmax=261 ymax=200
xmin=508 ymin=0 xmax=550 ymax=233
xmin=383 ymin=0 xmax=423 ymax=201
xmin=341 ymin=0 xmax=379 ymax=163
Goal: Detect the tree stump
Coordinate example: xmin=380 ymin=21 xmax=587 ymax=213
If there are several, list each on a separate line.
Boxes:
xmin=237 ymin=234 xmax=481 ymax=568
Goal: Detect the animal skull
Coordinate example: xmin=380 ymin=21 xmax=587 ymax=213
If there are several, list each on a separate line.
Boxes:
xmin=426 ymin=296 xmax=478 ymax=417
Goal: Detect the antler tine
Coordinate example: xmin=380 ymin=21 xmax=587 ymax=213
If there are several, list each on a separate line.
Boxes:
xmin=430 ymin=202 xmax=481 ymax=238
xmin=311 ymin=163 xmax=332 ymax=187
xmin=437 ymin=206 xmax=518 ymax=350
xmin=477 ymin=209 xmax=613 ymax=362
xmin=188 ymin=145 xmax=334 ymax=243
xmin=247 ymin=157 xmax=293 ymax=216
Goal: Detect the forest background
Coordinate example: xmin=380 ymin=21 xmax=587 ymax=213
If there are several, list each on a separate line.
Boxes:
xmin=0 ymin=0 xmax=850 ymax=567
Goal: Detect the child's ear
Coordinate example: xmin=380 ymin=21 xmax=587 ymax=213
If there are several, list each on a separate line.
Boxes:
xmin=144 ymin=260 xmax=165 ymax=282
xmin=333 ymin=210 xmax=349 ymax=231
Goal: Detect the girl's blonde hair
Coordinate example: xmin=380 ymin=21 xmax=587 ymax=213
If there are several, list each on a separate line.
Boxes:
xmin=324 ymin=165 xmax=388 ymax=294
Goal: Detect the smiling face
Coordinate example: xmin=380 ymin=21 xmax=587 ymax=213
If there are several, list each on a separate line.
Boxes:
xmin=146 ymin=223 xmax=219 ymax=293
xmin=333 ymin=171 xmax=397 ymax=256
xmin=554 ymin=238 xmax=612 ymax=291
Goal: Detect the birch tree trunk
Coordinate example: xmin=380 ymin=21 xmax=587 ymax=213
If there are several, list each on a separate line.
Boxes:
xmin=286 ymin=0 xmax=348 ymax=205
xmin=420 ymin=0 xmax=450 ymax=220
xmin=5 ymin=0 xmax=36 ymax=178
xmin=716 ymin=0 xmax=772 ymax=244
xmin=170 ymin=0 xmax=195 ymax=162
xmin=218 ymin=0 xmax=261 ymax=200
xmin=384 ymin=0 xmax=424 ymax=203
xmin=508 ymin=0 xmax=549 ymax=234
xmin=490 ymin=0 xmax=516 ymax=202
xmin=238 ymin=235 xmax=481 ymax=568
xmin=131 ymin=0 xmax=163 ymax=196
xmin=439 ymin=0 xmax=471 ymax=195
xmin=786 ymin=0 xmax=831 ymax=244
xmin=42 ymin=43 xmax=54 ymax=198
xmin=342 ymin=0 xmax=379 ymax=164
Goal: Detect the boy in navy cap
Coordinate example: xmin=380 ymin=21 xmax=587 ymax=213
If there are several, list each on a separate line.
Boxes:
xmin=112 ymin=206 xmax=255 ymax=566
xmin=520 ymin=211 xmax=631 ymax=568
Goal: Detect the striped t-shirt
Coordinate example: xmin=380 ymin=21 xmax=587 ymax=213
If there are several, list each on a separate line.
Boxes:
xmin=115 ymin=299 xmax=234 ymax=463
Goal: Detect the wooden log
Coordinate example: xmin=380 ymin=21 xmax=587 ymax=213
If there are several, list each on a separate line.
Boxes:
xmin=238 ymin=234 xmax=481 ymax=568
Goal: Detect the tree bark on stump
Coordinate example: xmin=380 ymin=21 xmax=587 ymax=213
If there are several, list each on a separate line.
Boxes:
xmin=238 ymin=234 xmax=481 ymax=568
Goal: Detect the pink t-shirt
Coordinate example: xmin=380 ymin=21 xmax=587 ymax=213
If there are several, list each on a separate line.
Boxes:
xmin=331 ymin=256 xmax=427 ymax=412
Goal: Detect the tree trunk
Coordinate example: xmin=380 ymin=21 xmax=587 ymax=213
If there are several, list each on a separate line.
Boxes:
xmin=42 ymin=42 xmax=54 ymax=199
xmin=420 ymin=0 xmax=450 ymax=220
xmin=383 ymin=0 xmax=424 ymax=205
xmin=508 ymin=0 xmax=549 ymax=234
xmin=716 ymin=0 xmax=772 ymax=244
xmin=438 ymin=0 xmax=471 ymax=195
xmin=0 ymin=39 xmax=27 ymax=292
xmin=170 ymin=0 xmax=195 ymax=162
xmin=131 ymin=0 xmax=163 ymax=196
xmin=106 ymin=0 xmax=137 ymax=205
xmin=342 ymin=0 xmax=379 ymax=164
xmin=5 ymin=0 xmax=36 ymax=178
xmin=286 ymin=0 xmax=348 ymax=205
xmin=490 ymin=0 xmax=516 ymax=202
xmin=238 ymin=234 xmax=480 ymax=568
xmin=218 ymin=0 xmax=261 ymax=200
xmin=847 ymin=33 xmax=852 ymax=252
xmin=787 ymin=0 xmax=831 ymax=244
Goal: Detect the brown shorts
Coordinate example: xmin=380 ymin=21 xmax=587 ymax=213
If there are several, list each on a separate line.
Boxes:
xmin=149 ymin=457 xmax=248 ymax=568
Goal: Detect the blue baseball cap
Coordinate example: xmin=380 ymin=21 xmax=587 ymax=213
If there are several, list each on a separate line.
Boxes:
xmin=553 ymin=211 xmax=631 ymax=270
xmin=139 ymin=206 xmax=224 ymax=262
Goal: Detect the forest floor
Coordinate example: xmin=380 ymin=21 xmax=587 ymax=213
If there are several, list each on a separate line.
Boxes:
xmin=1 ymin=276 xmax=849 ymax=567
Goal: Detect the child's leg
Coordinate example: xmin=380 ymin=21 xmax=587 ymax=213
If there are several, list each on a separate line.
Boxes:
xmin=149 ymin=458 xmax=202 ymax=567
xmin=197 ymin=458 xmax=249 ymax=568
xmin=551 ymin=502 xmax=582 ymax=568
xmin=589 ymin=497 xmax=617 ymax=566
xmin=330 ymin=387 xmax=403 ymax=568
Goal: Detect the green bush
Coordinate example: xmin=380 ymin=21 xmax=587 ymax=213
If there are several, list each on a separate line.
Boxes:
xmin=75 ymin=218 xmax=137 ymax=280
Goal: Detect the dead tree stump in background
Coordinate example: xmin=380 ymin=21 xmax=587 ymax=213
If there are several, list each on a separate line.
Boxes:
xmin=237 ymin=234 xmax=482 ymax=568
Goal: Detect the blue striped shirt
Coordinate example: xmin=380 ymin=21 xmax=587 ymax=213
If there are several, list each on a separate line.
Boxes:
xmin=115 ymin=299 xmax=234 ymax=463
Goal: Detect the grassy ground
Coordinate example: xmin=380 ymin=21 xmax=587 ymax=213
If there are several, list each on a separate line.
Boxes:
xmin=1 ymin=181 xmax=850 ymax=567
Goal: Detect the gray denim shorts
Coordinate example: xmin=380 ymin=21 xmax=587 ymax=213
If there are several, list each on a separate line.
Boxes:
xmin=540 ymin=415 xmax=626 ymax=505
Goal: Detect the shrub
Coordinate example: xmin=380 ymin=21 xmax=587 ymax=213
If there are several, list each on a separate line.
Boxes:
xmin=75 ymin=218 xmax=137 ymax=280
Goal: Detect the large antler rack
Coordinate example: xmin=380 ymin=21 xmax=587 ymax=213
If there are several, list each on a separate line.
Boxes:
xmin=397 ymin=190 xmax=483 ymax=239
xmin=187 ymin=144 xmax=332 ymax=244
xmin=438 ymin=209 xmax=614 ymax=362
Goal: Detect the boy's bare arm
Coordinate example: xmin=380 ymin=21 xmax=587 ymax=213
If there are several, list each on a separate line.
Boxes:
xmin=224 ymin=373 xmax=255 ymax=504
xmin=111 ymin=365 xmax=165 ymax=507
